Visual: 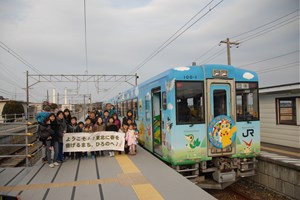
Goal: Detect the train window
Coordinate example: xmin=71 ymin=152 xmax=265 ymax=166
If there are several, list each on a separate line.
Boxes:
xmin=236 ymin=82 xmax=259 ymax=121
xmin=276 ymin=98 xmax=297 ymax=125
xmin=123 ymin=101 xmax=128 ymax=117
xmin=127 ymin=99 xmax=132 ymax=111
xmin=133 ymin=98 xmax=138 ymax=120
xmin=145 ymin=95 xmax=150 ymax=121
xmin=176 ymin=81 xmax=204 ymax=124
xmin=162 ymin=92 xmax=167 ymax=110
xmin=122 ymin=101 xmax=126 ymax=117
xmin=117 ymin=102 xmax=122 ymax=116
xmin=213 ymin=90 xmax=227 ymax=116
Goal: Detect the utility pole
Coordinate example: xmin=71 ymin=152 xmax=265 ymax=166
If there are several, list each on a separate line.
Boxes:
xmin=83 ymin=95 xmax=86 ymax=119
xmin=89 ymin=94 xmax=91 ymax=111
xmin=135 ymin=73 xmax=139 ymax=86
xmin=26 ymin=71 xmax=29 ymax=121
xmin=47 ymin=90 xmax=49 ymax=102
xmin=219 ymin=38 xmax=239 ymax=65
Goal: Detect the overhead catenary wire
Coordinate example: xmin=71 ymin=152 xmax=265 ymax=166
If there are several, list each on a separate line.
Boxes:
xmin=0 ymin=88 xmax=21 ymax=96
xmin=0 ymin=62 xmax=24 ymax=89
xmin=192 ymin=9 xmax=299 ymax=65
xmin=256 ymin=61 xmax=299 ymax=74
xmin=0 ymin=42 xmax=42 ymax=74
xmin=238 ymin=15 xmax=299 ymax=43
xmin=0 ymin=41 xmax=65 ymax=101
xmin=0 ymin=58 xmax=47 ymax=99
xmin=231 ymin=9 xmax=299 ymax=39
xmin=193 ymin=44 xmax=219 ymax=63
xmin=238 ymin=50 xmax=299 ymax=68
xmin=132 ymin=0 xmax=215 ymax=73
xmin=200 ymin=47 xmax=226 ymax=64
xmin=129 ymin=0 xmax=224 ymax=75
xmin=104 ymin=0 xmax=224 ymax=99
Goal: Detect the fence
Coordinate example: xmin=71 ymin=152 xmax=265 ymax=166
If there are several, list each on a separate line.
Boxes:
xmin=0 ymin=111 xmax=84 ymax=168
xmin=0 ymin=113 xmax=35 ymax=123
xmin=0 ymin=123 xmax=40 ymax=167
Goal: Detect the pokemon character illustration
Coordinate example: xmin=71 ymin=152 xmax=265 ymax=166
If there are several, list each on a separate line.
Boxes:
xmin=219 ymin=119 xmax=236 ymax=147
xmin=185 ymin=134 xmax=201 ymax=149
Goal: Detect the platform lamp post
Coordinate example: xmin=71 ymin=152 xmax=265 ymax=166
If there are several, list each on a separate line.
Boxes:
xmin=83 ymin=94 xmax=86 ymax=120
xmin=135 ymin=73 xmax=139 ymax=86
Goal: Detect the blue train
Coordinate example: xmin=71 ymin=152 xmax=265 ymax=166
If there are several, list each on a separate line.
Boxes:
xmin=107 ymin=64 xmax=260 ymax=187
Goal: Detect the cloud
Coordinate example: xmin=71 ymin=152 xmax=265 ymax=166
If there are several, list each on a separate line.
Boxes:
xmin=0 ymin=0 xmax=298 ymax=101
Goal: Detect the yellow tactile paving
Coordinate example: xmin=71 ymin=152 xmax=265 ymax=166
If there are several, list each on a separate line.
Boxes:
xmin=0 ymin=155 xmax=164 ymax=199
xmin=115 ymin=154 xmax=164 ymax=200
xmin=132 ymin=184 xmax=164 ymax=200
xmin=261 ymin=146 xmax=300 ymax=157
xmin=115 ymin=154 xmax=140 ymax=173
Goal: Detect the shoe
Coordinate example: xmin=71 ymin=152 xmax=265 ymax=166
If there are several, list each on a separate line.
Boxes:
xmin=49 ymin=163 xmax=55 ymax=168
xmin=53 ymin=162 xmax=60 ymax=166
xmin=91 ymin=155 xmax=95 ymax=159
xmin=109 ymin=152 xmax=114 ymax=157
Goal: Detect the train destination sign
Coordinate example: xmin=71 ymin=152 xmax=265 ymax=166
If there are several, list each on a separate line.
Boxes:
xmin=63 ymin=132 xmax=125 ymax=152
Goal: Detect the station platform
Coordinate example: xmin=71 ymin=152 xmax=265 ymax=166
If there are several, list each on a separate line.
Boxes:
xmin=260 ymin=142 xmax=300 ymax=170
xmin=251 ymin=142 xmax=299 ymax=199
xmin=261 ymin=142 xmax=300 ymax=159
xmin=0 ymin=146 xmax=215 ymax=200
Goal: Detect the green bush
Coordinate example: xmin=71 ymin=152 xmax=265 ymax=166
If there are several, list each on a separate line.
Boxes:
xmin=2 ymin=101 xmax=24 ymax=122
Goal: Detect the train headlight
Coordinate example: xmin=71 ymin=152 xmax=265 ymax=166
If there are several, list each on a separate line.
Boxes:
xmin=221 ymin=70 xmax=228 ymax=77
xmin=213 ymin=69 xmax=228 ymax=78
xmin=213 ymin=70 xmax=220 ymax=77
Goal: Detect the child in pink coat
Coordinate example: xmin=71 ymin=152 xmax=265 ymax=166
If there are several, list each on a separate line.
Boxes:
xmin=126 ymin=124 xmax=138 ymax=155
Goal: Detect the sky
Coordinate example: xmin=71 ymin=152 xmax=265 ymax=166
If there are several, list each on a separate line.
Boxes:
xmin=0 ymin=0 xmax=299 ymax=104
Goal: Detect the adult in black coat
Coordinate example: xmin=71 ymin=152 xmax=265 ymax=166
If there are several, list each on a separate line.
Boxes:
xmin=37 ymin=117 xmax=56 ymax=167
xmin=64 ymin=109 xmax=72 ymax=125
xmin=106 ymin=117 xmax=119 ymax=156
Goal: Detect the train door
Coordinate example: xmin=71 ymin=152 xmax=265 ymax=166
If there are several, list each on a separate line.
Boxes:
xmin=151 ymin=87 xmax=162 ymax=156
xmin=206 ymin=79 xmax=236 ymax=156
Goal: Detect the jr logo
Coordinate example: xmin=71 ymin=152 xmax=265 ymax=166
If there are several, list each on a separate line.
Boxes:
xmin=242 ymin=129 xmax=254 ymax=137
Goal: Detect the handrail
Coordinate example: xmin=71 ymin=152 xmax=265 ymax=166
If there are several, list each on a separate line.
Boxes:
xmin=0 ymin=111 xmax=83 ymax=124
xmin=0 ymin=112 xmax=83 ymax=167
xmin=0 ymin=124 xmax=39 ymax=167
xmin=0 ymin=113 xmax=35 ymax=123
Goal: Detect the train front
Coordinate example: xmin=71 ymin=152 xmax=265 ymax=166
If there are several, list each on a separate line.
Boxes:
xmin=168 ymin=64 xmax=260 ymax=187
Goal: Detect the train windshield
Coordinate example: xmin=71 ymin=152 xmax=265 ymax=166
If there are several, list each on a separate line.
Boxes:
xmin=236 ymin=82 xmax=259 ymax=121
xmin=213 ymin=89 xmax=227 ymax=116
xmin=176 ymin=81 xmax=205 ymax=124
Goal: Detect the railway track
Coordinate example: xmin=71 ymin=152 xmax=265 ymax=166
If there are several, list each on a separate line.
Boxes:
xmin=204 ymin=179 xmax=293 ymax=200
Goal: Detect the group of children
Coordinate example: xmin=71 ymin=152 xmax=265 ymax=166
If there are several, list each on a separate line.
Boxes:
xmin=36 ymin=104 xmax=139 ymax=168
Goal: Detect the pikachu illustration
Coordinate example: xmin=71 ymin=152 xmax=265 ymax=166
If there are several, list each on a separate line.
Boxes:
xmin=219 ymin=120 xmax=236 ymax=148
